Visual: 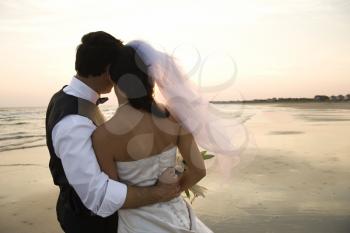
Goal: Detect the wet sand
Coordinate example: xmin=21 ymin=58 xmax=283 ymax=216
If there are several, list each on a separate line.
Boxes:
xmin=0 ymin=147 xmax=60 ymax=233
xmin=1 ymin=103 xmax=350 ymax=233
xmin=194 ymin=103 xmax=350 ymax=232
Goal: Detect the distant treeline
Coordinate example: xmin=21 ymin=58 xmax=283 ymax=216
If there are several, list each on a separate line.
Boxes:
xmin=210 ymin=94 xmax=350 ymax=104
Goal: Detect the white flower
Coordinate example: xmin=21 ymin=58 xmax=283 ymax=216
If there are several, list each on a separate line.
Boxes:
xmin=189 ymin=184 xmax=208 ymax=198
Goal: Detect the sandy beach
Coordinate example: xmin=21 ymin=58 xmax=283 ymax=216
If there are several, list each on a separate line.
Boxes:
xmin=1 ymin=103 xmax=350 ymax=233
xmin=0 ymin=147 xmax=60 ymax=233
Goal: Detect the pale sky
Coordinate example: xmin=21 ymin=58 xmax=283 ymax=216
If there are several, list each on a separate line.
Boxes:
xmin=0 ymin=0 xmax=349 ymax=107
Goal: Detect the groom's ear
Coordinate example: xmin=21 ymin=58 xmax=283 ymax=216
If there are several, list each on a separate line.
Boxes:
xmin=104 ymin=65 xmax=114 ymax=85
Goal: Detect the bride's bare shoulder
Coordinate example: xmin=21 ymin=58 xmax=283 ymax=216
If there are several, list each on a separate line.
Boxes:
xmin=92 ymin=115 xmax=129 ymax=143
xmin=92 ymin=122 xmax=112 ymax=144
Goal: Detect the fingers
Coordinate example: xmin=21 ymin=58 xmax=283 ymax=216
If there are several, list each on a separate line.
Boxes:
xmin=159 ymin=167 xmax=178 ymax=184
xmin=156 ymin=182 xmax=181 ymax=202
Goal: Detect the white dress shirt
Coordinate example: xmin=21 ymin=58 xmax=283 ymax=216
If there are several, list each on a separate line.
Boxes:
xmin=52 ymin=76 xmax=127 ymax=217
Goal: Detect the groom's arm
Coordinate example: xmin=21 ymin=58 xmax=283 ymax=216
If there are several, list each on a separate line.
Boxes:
xmin=120 ymin=183 xmax=180 ymax=209
xmin=52 ymin=115 xmax=128 ymax=217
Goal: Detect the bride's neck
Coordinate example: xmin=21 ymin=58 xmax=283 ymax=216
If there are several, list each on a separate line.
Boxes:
xmin=115 ymin=87 xmax=129 ymax=105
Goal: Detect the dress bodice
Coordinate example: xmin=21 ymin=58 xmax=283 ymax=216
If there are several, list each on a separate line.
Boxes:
xmin=116 ymin=147 xmax=177 ymax=187
xmin=116 ymin=146 xmax=213 ymax=233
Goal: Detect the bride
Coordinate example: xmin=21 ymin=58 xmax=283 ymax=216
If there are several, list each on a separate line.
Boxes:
xmin=92 ymin=41 xmax=234 ymax=232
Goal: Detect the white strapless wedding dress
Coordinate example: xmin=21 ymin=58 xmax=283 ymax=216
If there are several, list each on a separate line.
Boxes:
xmin=116 ymin=147 xmax=213 ymax=233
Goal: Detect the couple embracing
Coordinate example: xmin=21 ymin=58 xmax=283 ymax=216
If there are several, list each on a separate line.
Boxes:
xmin=46 ymin=31 xmax=234 ymax=233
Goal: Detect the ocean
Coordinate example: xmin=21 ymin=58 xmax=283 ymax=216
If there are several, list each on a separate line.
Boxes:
xmin=0 ymin=103 xmax=257 ymax=153
xmin=0 ymin=105 xmax=117 ymax=152
xmin=1 ymin=103 xmax=349 ymax=153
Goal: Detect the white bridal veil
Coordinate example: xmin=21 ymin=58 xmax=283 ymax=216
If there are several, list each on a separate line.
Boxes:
xmin=127 ymin=40 xmax=244 ymax=157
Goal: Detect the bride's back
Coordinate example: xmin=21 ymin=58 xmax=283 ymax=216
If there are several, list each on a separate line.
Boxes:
xmin=97 ymin=104 xmax=180 ymax=162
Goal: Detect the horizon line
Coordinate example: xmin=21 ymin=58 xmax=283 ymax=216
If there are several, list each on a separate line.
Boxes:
xmin=2 ymin=94 xmax=350 ymax=108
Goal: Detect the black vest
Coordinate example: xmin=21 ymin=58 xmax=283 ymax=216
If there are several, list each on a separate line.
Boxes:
xmin=46 ymin=88 xmax=118 ymax=233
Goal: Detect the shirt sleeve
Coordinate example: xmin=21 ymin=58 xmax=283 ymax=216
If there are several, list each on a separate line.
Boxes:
xmin=51 ymin=115 xmax=127 ymax=217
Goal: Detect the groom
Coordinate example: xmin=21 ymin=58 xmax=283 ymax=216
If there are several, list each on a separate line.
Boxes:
xmin=45 ymin=31 xmax=180 ymax=233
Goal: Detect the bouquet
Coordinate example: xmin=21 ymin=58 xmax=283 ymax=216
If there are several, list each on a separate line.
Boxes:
xmin=159 ymin=151 xmax=214 ymax=204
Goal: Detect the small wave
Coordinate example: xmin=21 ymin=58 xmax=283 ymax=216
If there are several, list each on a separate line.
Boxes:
xmin=0 ymin=163 xmax=45 ymax=167
xmin=0 ymin=131 xmax=27 ymax=136
xmin=0 ymin=144 xmax=46 ymax=153
xmin=0 ymin=117 xmax=20 ymax=122
xmin=14 ymin=122 xmax=28 ymax=125
xmin=0 ymin=138 xmax=45 ymax=153
xmin=0 ymin=135 xmax=45 ymax=141
xmin=0 ymin=137 xmax=44 ymax=146
xmin=0 ymin=122 xmax=29 ymax=126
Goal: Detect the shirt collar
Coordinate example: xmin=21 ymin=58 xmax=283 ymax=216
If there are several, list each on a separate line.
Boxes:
xmin=67 ymin=76 xmax=100 ymax=104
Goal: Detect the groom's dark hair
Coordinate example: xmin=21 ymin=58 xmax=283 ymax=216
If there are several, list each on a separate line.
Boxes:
xmin=75 ymin=31 xmax=123 ymax=77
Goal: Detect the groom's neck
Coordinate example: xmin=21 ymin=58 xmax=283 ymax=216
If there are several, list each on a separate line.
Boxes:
xmin=76 ymin=75 xmax=102 ymax=94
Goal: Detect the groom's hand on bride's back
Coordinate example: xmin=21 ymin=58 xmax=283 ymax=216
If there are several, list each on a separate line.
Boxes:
xmin=155 ymin=179 xmax=181 ymax=202
xmin=155 ymin=167 xmax=181 ymax=202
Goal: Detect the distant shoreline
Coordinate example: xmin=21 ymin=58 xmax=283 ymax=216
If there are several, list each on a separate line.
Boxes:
xmin=210 ymin=101 xmax=350 ymax=110
xmin=210 ymin=100 xmax=350 ymax=104
xmin=210 ymin=94 xmax=350 ymax=104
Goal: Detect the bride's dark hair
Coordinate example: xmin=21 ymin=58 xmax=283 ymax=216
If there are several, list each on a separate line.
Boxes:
xmin=109 ymin=46 xmax=169 ymax=118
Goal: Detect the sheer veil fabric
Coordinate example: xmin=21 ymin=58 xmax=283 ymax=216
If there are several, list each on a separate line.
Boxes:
xmin=127 ymin=40 xmax=241 ymax=157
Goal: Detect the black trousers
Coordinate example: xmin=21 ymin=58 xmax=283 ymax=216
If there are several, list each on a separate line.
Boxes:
xmin=56 ymin=193 xmax=118 ymax=233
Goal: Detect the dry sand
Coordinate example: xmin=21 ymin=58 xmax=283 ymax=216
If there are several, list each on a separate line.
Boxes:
xmin=1 ymin=103 xmax=350 ymax=233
